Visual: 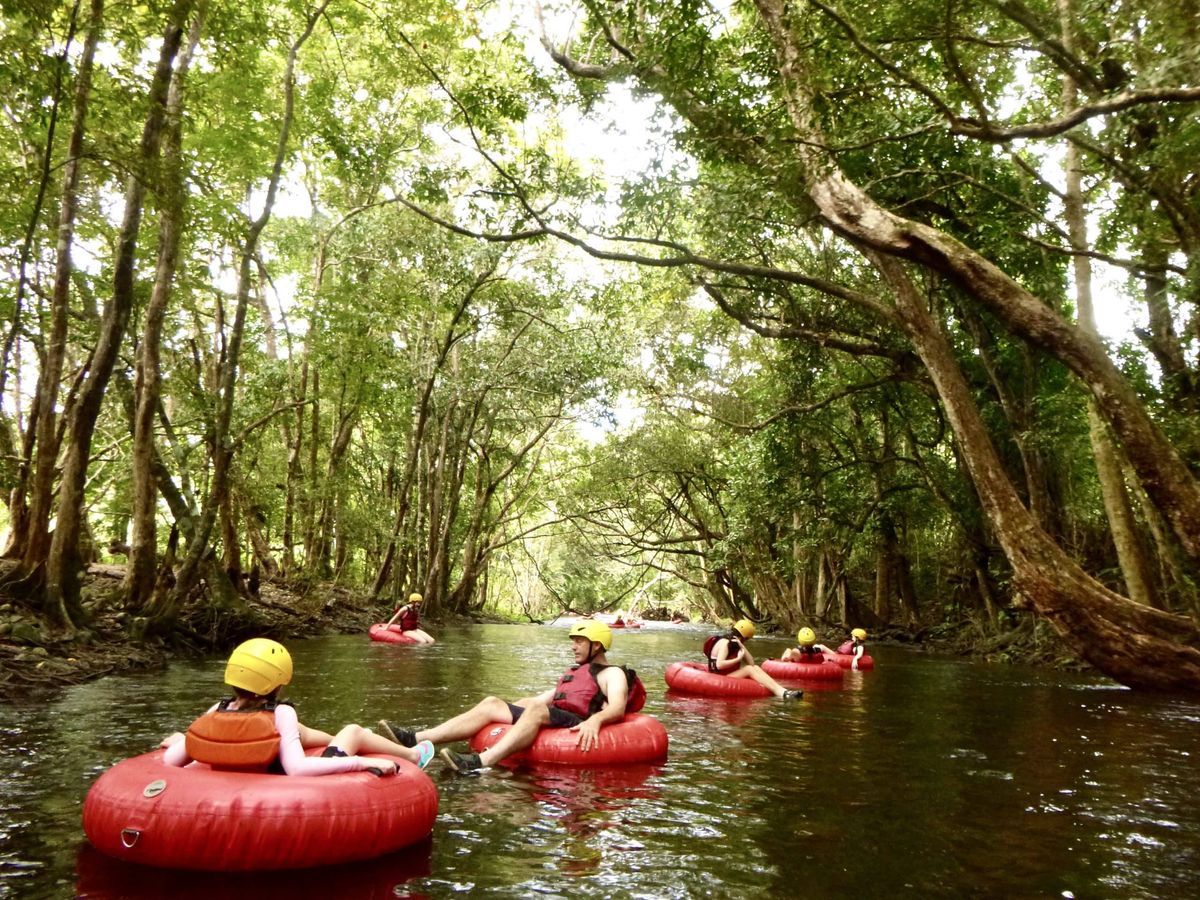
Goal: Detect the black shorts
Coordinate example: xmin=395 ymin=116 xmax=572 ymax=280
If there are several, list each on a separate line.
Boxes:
xmin=506 ymin=702 xmax=582 ymax=729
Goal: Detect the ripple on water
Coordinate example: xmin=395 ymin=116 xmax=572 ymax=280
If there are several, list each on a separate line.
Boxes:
xmin=3 ymin=629 xmax=1199 ymax=899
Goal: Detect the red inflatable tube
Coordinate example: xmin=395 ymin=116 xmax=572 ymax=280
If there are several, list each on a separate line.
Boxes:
xmin=368 ymin=623 xmax=419 ymax=644
xmin=82 ymin=749 xmax=438 ymax=871
xmin=468 ymin=713 xmax=669 ymax=766
xmin=663 ymin=661 xmax=773 ymax=698
xmin=822 ymin=651 xmax=875 ymax=670
xmin=761 ymin=658 xmax=846 ymax=681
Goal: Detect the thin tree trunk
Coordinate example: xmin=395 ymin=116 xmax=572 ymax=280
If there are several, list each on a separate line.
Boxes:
xmin=44 ymin=1 xmax=186 ymax=627
xmin=372 ymin=274 xmax=489 ymax=597
xmin=126 ymin=3 xmax=205 ymax=608
xmin=1058 ymin=0 xmax=1159 ymax=609
xmin=4 ymin=0 xmax=101 ymax=575
xmin=0 ymin=1 xmax=83 ymax=554
xmin=153 ymin=1 xmax=332 ymax=625
xmin=282 ymin=360 xmax=307 ymax=575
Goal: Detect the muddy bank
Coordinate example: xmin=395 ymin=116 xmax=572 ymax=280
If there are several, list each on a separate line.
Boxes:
xmin=0 ymin=562 xmax=386 ymax=703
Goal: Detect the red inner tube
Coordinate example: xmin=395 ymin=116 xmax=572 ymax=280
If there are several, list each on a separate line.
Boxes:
xmin=82 ymin=749 xmax=437 ymax=871
xmin=761 ymin=658 xmax=846 ymax=681
xmin=663 ymin=661 xmax=774 ymax=697
xmin=469 ymin=713 xmax=669 ymax=766
xmin=822 ymin=651 xmax=876 ymax=670
xmin=368 ymin=623 xmax=419 ymax=644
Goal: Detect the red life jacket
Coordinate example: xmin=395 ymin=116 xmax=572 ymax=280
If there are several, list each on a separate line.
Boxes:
xmin=184 ymin=699 xmax=282 ymax=772
xmin=552 ymin=664 xmax=647 ymax=717
xmin=837 ymin=638 xmax=863 ymax=655
xmin=398 ymin=605 xmax=420 ymax=631
xmin=794 ymin=645 xmax=822 ymax=659
xmin=704 ymin=634 xmax=742 ymax=673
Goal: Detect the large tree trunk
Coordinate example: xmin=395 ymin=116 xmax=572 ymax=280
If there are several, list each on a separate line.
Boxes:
xmin=751 ymin=0 xmax=1200 ymax=572
xmin=739 ymin=0 xmax=1200 ymax=688
xmin=44 ymin=1 xmax=186 ymax=627
xmin=126 ymin=3 xmax=205 ymax=608
xmin=877 ymin=252 xmax=1200 ymax=690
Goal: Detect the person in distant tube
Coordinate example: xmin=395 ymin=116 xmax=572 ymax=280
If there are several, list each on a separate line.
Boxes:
xmin=781 ymin=627 xmax=831 ymax=663
xmin=385 ymin=592 xmax=436 ymax=644
xmin=835 ymin=628 xmax=869 ymax=671
xmin=705 ymin=619 xmax=803 ymax=699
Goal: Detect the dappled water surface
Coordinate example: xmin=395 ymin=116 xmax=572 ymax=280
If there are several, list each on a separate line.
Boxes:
xmin=2 ymin=622 xmax=1198 ymax=898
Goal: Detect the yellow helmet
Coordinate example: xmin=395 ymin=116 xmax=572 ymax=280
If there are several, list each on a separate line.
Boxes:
xmin=224 ymin=638 xmax=292 ymax=696
xmin=568 ymin=620 xmax=612 ymax=650
xmin=408 ymin=593 xmax=423 ymax=604
xmin=797 ymin=627 xmax=816 ymax=645
xmin=733 ymin=619 xmax=755 ymax=640
xmin=851 ymin=628 xmax=867 ymax=641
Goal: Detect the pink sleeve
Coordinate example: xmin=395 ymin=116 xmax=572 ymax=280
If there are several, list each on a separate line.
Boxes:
xmin=274 ymin=705 xmax=373 ymax=776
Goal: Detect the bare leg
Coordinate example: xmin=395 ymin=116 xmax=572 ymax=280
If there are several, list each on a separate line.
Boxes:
xmin=403 ymin=628 xmax=436 ymax=644
xmin=781 ymin=648 xmax=799 ymax=662
xmin=327 ymin=723 xmax=425 ymax=763
xmin=476 ymin=702 xmax=551 ymax=767
xmin=298 ymin=723 xmax=335 ymax=748
xmin=415 ymin=697 xmax=515 ymax=745
xmin=727 ymin=664 xmax=789 ymax=697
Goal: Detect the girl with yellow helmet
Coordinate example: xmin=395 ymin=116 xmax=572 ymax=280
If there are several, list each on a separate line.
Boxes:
xmin=781 ymin=626 xmax=834 ymax=663
xmin=159 ymin=638 xmax=436 ymax=775
xmin=384 ymin=592 xmax=436 ymax=644
xmin=703 ymin=620 xmax=803 ymax=699
xmin=835 ymin=628 xmax=869 ymax=670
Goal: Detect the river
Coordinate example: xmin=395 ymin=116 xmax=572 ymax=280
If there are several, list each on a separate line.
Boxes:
xmin=1 ymin=621 xmax=1197 ymax=898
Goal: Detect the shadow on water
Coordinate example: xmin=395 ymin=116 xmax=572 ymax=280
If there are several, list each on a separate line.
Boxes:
xmin=0 ymin=623 xmax=1198 ymax=898
xmin=74 ymin=839 xmax=432 ymax=899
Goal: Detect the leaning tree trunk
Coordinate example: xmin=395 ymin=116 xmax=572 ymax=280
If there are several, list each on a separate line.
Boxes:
xmin=750 ymin=0 xmax=1200 ymax=571
xmin=877 ymin=252 xmax=1200 ymax=689
xmin=742 ymin=0 xmax=1200 ymax=688
xmin=44 ymin=1 xmax=186 ymax=628
xmin=127 ymin=3 xmax=204 ymax=608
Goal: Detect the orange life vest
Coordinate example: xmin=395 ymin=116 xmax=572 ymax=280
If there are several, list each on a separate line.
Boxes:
xmin=185 ymin=699 xmax=282 ymax=772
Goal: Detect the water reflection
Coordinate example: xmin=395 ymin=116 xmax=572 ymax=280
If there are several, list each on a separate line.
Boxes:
xmin=75 ymin=839 xmax=432 ymax=899
xmin=0 ymin=626 xmax=1198 ymax=898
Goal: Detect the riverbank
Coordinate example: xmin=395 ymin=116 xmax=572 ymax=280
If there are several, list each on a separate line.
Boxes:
xmin=0 ymin=561 xmax=383 ymax=703
xmin=1 ymin=562 xmax=1085 ymax=703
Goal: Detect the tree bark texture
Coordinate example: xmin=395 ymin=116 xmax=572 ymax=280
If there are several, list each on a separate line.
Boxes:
xmin=45 ymin=0 xmax=185 ymax=626
xmin=127 ymin=3 xmax=205 ymax=609
xmin=11 ymin=0 xmax=103 ymax=574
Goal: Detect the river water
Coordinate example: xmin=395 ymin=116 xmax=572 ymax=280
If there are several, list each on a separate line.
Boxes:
xmin=1 ymin=622 xmax=1197 ymax=898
